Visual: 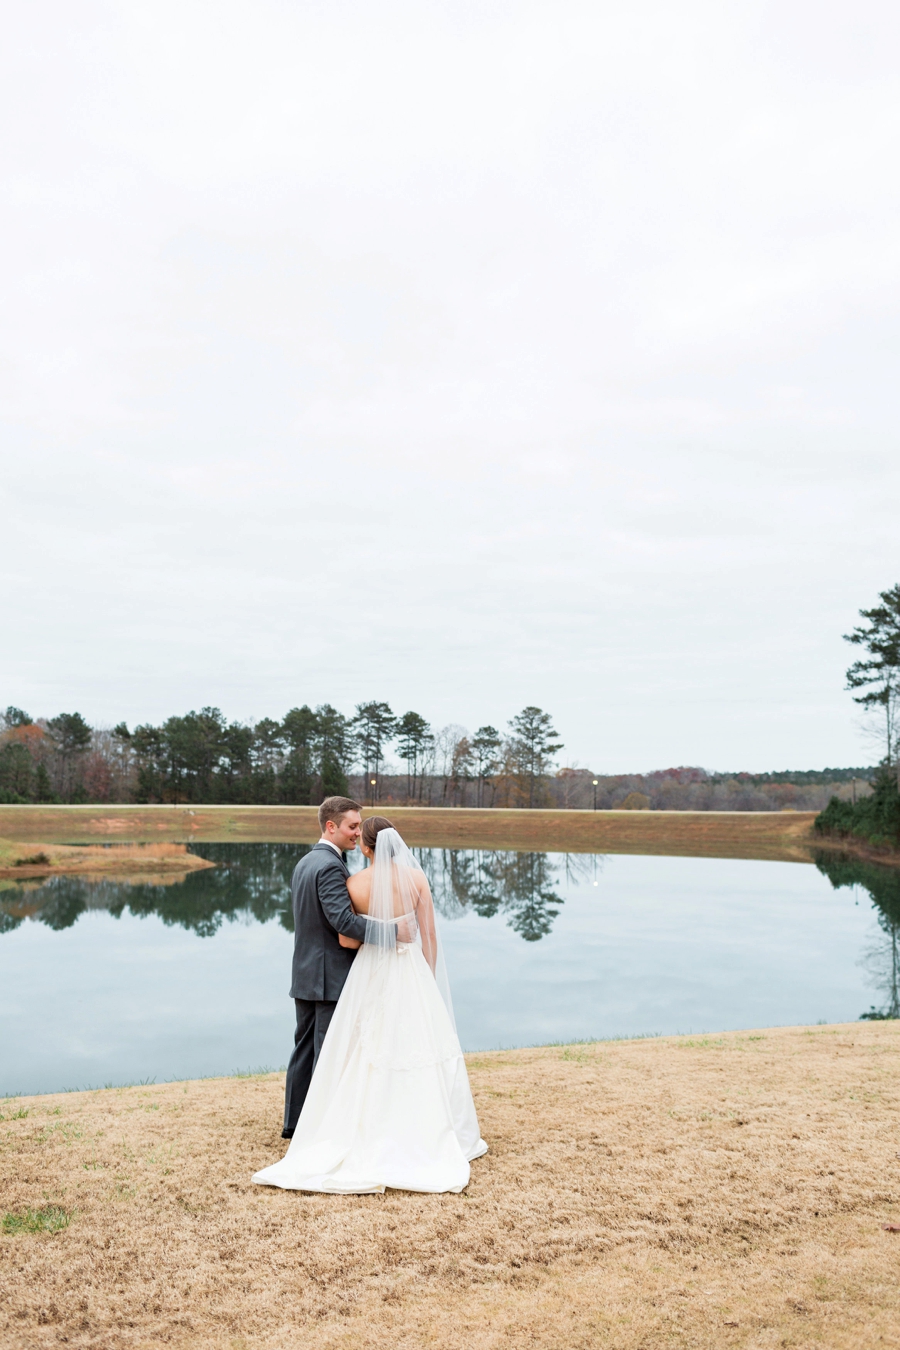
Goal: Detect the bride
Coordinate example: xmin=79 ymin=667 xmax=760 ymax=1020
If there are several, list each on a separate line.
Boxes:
xmin=252 ymin=816 xmax=487 ymax=1194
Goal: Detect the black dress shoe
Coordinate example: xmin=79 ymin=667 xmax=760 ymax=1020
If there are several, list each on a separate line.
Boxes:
xmin=281 ymin=1128 xmax=294 ymax=1139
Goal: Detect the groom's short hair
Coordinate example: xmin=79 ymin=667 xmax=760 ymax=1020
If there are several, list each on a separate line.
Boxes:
xmin=318 ymin=796 xmax=362 ymax=831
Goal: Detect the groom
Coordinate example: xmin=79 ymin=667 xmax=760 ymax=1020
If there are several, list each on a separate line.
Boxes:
xmin=282 ymin=796 xmax=369 ymax=1138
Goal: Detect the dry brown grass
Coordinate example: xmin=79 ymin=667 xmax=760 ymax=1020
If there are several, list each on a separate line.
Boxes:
xmin=0 ymin=805 xmax=819 ymax=861
xmin=0 ymin=840 xmax=215 ymax=881
xmin=2 ymin=1024 xmax=900 ymax=1349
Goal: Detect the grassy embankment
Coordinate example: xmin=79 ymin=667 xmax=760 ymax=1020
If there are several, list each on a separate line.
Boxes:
xmin=0 ymin=804 xmax=818 ymax=863
xmin=0 ymin=838 xmax=214 ymax=881
xmin=2 ymin=1023 xmax=899 ymax=1349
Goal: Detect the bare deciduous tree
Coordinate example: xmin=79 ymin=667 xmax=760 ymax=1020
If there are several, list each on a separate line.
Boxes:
xmin=432 ymin=725 xmax=467 ymax=805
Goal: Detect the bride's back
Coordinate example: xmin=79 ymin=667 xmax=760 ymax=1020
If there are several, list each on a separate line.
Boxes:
xmin=347 ymin=863 xmax=421 ymax=917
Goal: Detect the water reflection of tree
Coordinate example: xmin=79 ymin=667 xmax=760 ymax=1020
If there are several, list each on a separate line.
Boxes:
xmin=814 ymin=851 xmax=900 ymax=1019
xmin=413 ymin=849 xmax=586 ymax=942
xmin=0 ymin=844 xmax=304 ymax=938
xmin=0 ymin=844 xmax=597 ymax=947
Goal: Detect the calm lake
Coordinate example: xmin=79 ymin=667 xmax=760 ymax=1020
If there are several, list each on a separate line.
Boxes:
xmin=1 ymin=843 xmax=896 ymax=1096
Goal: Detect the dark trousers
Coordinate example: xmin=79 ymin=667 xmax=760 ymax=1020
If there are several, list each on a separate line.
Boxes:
xmin=283 ymin=998 xmax=336 ymax=1135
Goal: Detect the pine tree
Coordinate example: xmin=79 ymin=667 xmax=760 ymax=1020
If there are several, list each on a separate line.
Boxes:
xmin=845 ymin=583 xmax=900 ymax=782
xmin=35 ymin=762 xmax=56 ymax=803
xmin=396 ymin=711 xmax=433 ymax=801
xmin=507 ymin=707 xmax=563 ymax=808
xmin=471 ymin=726 xmax=502 ymax=807
xmin=352 ymin=702 xmax=396 ymax=802
xmin=314 ymin=705 xmax=351 ymax=798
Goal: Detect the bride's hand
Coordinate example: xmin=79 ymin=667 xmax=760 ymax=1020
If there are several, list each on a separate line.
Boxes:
xmin=395 ymin=915 xmax=414 ymax=943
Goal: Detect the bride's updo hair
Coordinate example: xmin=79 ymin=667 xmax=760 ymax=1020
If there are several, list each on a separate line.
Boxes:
xmin=361 ymin=815 xmax=394 ymax=852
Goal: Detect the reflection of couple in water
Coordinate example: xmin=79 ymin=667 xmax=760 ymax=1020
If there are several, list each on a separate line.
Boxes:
xmin=253 ymin=797 xmax=487 ymax=1195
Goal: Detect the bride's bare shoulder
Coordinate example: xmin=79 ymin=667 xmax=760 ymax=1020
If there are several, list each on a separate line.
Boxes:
xmin=346 ymin=867 xmax=371 ymax=912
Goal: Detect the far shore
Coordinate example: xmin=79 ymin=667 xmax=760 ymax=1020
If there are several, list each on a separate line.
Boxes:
xmin=0 ymin=803 xmax=822 ymax=862
xmin=2 ymin=1023 xmax=898 ymax=1349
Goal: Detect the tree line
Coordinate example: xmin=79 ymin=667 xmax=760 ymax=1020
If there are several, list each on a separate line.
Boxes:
xmin=0 ymin=702 xmax=564 ymax=809
xmin=0 ymin=699 xmax=879 ymax=813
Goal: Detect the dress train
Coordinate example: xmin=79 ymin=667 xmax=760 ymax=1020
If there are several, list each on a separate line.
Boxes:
xmin=253 ymin=939 xmax=487 ymax=1195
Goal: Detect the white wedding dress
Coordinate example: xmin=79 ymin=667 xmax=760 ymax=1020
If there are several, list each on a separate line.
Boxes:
xmin=252 ymin=829 xmax=487 ymax=1194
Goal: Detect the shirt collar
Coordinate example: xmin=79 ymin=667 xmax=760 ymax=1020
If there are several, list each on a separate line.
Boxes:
xmin=318 ymin=838 xmax=342 ymax=854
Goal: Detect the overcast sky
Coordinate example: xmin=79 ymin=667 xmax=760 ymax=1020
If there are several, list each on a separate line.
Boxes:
xmin=2 ymin=0 xmax=898 ymax=773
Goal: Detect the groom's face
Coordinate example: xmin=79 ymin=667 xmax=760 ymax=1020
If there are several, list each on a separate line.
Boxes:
xmin=328 ymin=810 xmax=362 ymax=852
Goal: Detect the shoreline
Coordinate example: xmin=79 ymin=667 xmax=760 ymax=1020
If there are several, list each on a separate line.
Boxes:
xmin=0 ymin=1019 xmax=875 ymax=1100
xmin=811 ymin=831 xmax=900 ymax=868
xmin=3 ymin=1022 xmax=898 ymax=1349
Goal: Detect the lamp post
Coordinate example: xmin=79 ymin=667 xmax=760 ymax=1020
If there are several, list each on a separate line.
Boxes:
xmin=592 ymin=778 xmax=599 ymax=811
xmin=370 ymin=777 xmax=377 ymax=807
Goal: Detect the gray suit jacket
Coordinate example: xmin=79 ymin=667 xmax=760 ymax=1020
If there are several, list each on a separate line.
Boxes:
xmin=289 ymin=843 xmax=369 ymax=1001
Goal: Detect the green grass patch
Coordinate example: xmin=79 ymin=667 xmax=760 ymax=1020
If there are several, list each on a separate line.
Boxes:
xmin=2 ymin=1205 xmax=71 ymax=1235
